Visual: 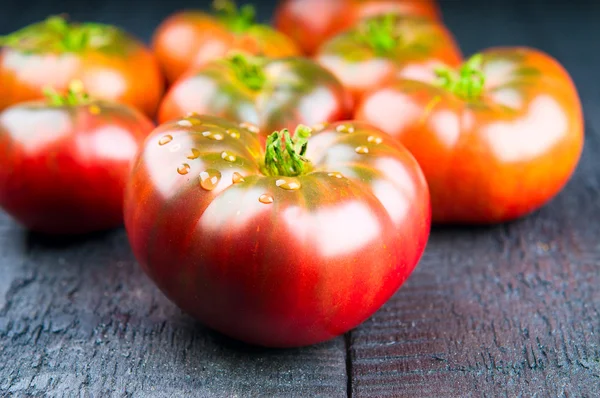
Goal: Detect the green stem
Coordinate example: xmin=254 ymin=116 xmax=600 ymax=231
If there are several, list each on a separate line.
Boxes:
xmin=435 ymin=54 xmax=486 ymax=101
xmin=227 ymin=53 xmax=266 ymax=91
xmin=0 ymin=15 xmax=110 ymax=53
xmin=43 ymin=80 xmax=91 ymax=106
xmin=263 ymin=125 xmax=313 ymax=177
xmin=357 ymin=14 xmax=398 ymax=57
xmin=213 ymin=0 xmax=256 ymax=33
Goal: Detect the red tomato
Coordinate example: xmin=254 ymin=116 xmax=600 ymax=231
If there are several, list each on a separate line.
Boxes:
xmin=315 ymin=13 xmax=461 ymax=106
xmin=158 ymin=54 xmax=351 ymax=135
xmin=153 ymin=1 xmax=300 ymax=84
xmin=124 ymin=115 xmax=430 ymax=347
xmin=0 ymin=16 xmax=164 ymax=117
xmin=356 ymin=48 xmax=584 ymax=224
xmin=0 ymin=83 xmax=154 ymax=234
xmin=275 ymin=0 xmax=441 ymax=55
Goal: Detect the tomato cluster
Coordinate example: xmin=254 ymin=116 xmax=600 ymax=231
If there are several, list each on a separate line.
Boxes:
xmin=0 ymin=0 xmax=583 ymax=347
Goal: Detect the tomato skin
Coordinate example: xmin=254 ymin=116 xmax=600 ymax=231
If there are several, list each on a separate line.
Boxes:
xmin=315 ymin=14 xmax=462 ymax=106
xmin=124 ymin=115 xmax=430 ymax=347
xmin=158 ymin=57 xmax=351 ymax=135
xmin=275 ymin=0 xmax=441 ymax=55
xmin=0 ymin=22 xmax=164 ymax=118
xmin=356 ymin=47 xmax=584 ymax=224
xmin=153 ymin=11 xmax=300 ymax=84
xmin=0 ymin=101 xmax=154 ymax=234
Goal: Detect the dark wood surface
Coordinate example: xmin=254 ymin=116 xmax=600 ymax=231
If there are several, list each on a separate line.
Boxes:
xmin=1 ymin=0 xmax=599 ymax=396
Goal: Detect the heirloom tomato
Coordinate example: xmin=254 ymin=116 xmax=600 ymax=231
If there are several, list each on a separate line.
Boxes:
xmin=356 ymin=48 xmax=584 ymax=224
xmin=124 ymin=115 xmax=430 ymax=347
xmin=0 ymin=82 xmax=154 ymax=234
xmin=275 ymin=0 xmax=441 ymax=55
xmin=153 ymin=0 xmax=300 ymax=84
xmin=0 ymin=16 xmax=164 ymax=117
xmin=158 ymin=54 xmax=351 ymax=135
xmin=315 ymin=13 xmax=461 ymax=105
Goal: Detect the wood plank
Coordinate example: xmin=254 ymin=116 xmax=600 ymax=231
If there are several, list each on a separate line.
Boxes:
xmin=0 ymin=224 xmax=347 ymax=396
xmin=349 ymin=0 xmax=600 ymax=396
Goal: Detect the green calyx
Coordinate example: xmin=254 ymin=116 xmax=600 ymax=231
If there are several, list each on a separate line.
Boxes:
xmin=213 ymin=0 xmax=256 ymax=33
xmin=263 ymin=125 xmax=313 ymax=177
xmin=227 ymin=53 xmax=266 ymax=91
xmin=357 ymin=14 xmax=399 ymax=57
xmin=0 ymin=15 xmax=113 ymax=53
xmin=43 ymin=80 xmax=92 ymax=106
xmin=435 ymin=54 xmax=486 ymax=101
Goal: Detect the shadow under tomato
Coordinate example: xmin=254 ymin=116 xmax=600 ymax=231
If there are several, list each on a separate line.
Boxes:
xmin=25 ymin=226 xmax=124 ymax=251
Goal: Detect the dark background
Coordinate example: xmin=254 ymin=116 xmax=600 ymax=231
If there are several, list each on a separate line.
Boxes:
xmin=1 ymin=1 xmax=599 ymax=397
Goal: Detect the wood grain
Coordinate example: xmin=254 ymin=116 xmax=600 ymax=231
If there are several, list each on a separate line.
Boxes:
xmin=0 ymin=0 xmax=599 ymax=397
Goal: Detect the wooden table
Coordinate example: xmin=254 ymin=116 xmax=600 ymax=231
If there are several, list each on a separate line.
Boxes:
xmin=1 ymin=0 xmax=598 ymax=396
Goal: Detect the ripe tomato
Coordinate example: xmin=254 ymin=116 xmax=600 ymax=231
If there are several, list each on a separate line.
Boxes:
xmin=124 ymin=115 xmax=430 ymax=347
xmin=0 ymin=82 xmax=154 ymax=234
xmin=153 ymin=0 xmax=300 ymax=84
xmin=275 ymin=0 xmax=441 ymax=55
xmin=315 ymin=13 xmax=461 ymax=105
xmin=356 ymin=48 xmax=584 ymax=224
xmin=158 ymin=54 xmax=351 ymax=135
xmin=0 ymin=16 xmax=164 ymax=117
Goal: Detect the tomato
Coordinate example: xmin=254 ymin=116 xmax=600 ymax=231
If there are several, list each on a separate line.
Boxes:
xmin=158 ymin=54 xmax=351 ymax=136
xmin=356 ymin=48 xmax=584 ymax=224
xmin=315 ymin=13 xmax=462 ymax=105
xmin=153 ymin=0 xmax=300 ymax=84
xmin=0 ymin=82 xmax=154 ymax=234
xmin=275 ymin=0 xmax=441 ymax=55
xmin=124 ymin=114 xmax=430 ymax=347
xmin=0 ymin=16 xmax=164 ymax=117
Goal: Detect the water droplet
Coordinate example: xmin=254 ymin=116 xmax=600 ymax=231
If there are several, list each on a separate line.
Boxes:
xmin=159 ymin=135 xmax=173 ymax=145
xmin=367 ymin=135 xmax=383 ymax=144
xmin=186 ymin=112 xmax=200 ymax=118
xmin=275 ymin=178 xmax=302 ymax=191
xmin=221 ymin=151 xmax=236 ymax=162
xmin=312 ymin=122 xmax=328 ymax=132
xmin=169 ymin=143 xmax=181 ymax=152
xmin=177 ymin=163 xmax=190 ymax=175
xmin=199 ymin=169 xmax=222 ymax=191
xmin=202 ymin=131 xmax=224 ymax=141
xmin=177 ymin=119 xmax=193 ymax=127
xmin=328 ymin=172 xmax=344 ymax=179
xmin=187 ymin=148 xmax=201 ymax=159
xmin=239 ymin=122 xmax=260 ymax=134
xmin=232 ymin=172 xmax=245 ymax=184
xmin=227 ymin=129 xmax=240 ymax=139
xmin=336 ymin=124 xmax=355 ymax=134
xmin=259 ymin=194 xmax=274 ymax=204
xmin=88 ymin=104 xmax=101 ymax=115
xmin=355 ymin=146 xmax=369 ymax=154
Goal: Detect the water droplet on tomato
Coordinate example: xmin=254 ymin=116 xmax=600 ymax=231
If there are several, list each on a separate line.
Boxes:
xmin=187 ymin=148 xmax=201 ymax=159
xmin=328 ymin=172 xmax=344 ymax=179
xmin=88 ymin=104 xmax=101 ymax=115
xmin=199 ymin=169 xmax=222 ymax=191
xmin=158 ymin=135 xmax=173 ymax=146
xmin=177 ymin=163 xmax=190 ymax=175
xmin=259 ymin=194 xmax=274 ymax=204
xmin=239 ymin=122 xmax=260 ymax=134
xmin=355 ymin=146 xmax=369 ymax=154
xmin=221 ymin=151 xmax=236 ymax=162
xmin=232 ymin=172 xmax=245 ymax=184
xmin=202 ymin=131 xmax=224 ymax=141
xmin=275 ymin=178 xmax=301 ymax=191
xmin=227 ymin=129 xmax=240 ymax=139
xmin=336 ymin=124 xmax=355 ymax=134
xmin=177 ymin=119 xmax=193 ymax=127
xmin=312 ymin=122 xmax=328 ymax=132
xmin=367 ymin=135 xmax=383 ymax=144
